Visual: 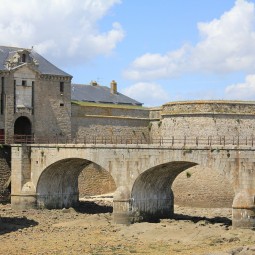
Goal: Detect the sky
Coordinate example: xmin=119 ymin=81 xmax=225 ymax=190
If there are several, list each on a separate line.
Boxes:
xmin=1 ymin=0 xmax=255 ymax=106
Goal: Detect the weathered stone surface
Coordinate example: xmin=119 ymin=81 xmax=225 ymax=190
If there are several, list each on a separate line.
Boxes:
xmin=78 ymin=163 xmax=116 ymax=196
xmin=11 ymin=143 xmax=255 ymax=228
xmin=0 ymin=146 xmax=11 ymax=201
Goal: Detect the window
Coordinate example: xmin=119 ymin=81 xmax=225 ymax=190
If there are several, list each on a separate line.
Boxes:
xmin=1 ymin=77 xmax=4 ymax=91
xmin=22 ymin=80 xmax=27 ymax=86
xmin=1 ymin=77 xmax=4 ymax=114
xmin=60 ymin=103 xmax=64 ymax=106
xmin=14 ymin=80 xmax=16 ymax=113
xmin=22 ymin=53 xmax=26 ymax=63
xmin=60 ymin=82 xmax=64 ymax=93
xmin=32 ymin=81 xmax=34 ymax=115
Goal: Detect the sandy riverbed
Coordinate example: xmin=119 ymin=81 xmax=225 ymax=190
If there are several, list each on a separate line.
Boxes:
xmin=0 ymin=197 xmax=254 ymax=255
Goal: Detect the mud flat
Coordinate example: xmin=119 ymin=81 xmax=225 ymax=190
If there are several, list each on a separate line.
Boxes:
xmin=0 ymin=198 xmax=254 ymax=255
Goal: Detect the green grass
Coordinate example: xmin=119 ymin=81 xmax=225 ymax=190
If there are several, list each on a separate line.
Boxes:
xmin=71 ymin=101 xmax=147 ymax=110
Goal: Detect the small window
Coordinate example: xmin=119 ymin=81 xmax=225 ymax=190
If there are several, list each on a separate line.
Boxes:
xmin=1 ymin=77 xmax=4 ymax=115
xmin=22 ymin=80 xmax=27 ymax=86
xmin=60 ymin=82 xmax=64 ymax=93
xmin=60 ymin=103 xmax=64 ymax=107
xmin=22 ymin=54 xmax=26 ymax=63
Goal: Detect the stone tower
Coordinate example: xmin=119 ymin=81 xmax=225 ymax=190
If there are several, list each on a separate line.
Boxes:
xmin=0 ymin=46 xmax=72 ymax=142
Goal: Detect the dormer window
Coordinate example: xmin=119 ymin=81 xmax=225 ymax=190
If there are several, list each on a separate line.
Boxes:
xmin=22 ymin=53 xmax=26 ymax=63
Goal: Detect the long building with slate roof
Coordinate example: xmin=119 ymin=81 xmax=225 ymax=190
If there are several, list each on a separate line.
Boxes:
xmin=71 ymin=82 xmax=142 ymax=106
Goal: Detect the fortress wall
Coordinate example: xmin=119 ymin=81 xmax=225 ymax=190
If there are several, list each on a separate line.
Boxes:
xmin=172 ymin=165 xmax=234 ymax=208
xmin=72 ymin=117 xmax=150 ymax=141
xmin=159 ymin=101 xmax=255 ymax=139
xmin=0 ymin=146 xmax=11 ymax=201
xmin=148 ymin=107 xmax=162 ymax=142
xmin=71 ymin=104 xmax=151 ymax=142
xmin=2 ymin=73 xmax=15 ymax=138
xmin=72 ymin=103 xmax=150 ymax=118
xmin=78 ymin=163 xmax=116 ymax=197
xmin=160 ymin=115 xmax=255 ymax=139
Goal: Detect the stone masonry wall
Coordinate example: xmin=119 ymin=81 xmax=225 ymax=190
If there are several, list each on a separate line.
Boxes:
xmin=71 ymin=104 xmax=150 ymax=142
xmin=148 ymin=107 xmax=162 ymax=142
xmin=0 ymin=146 xmax=11 ymax=201
xmin=34 ymin=75 xmax=71 ymax=138
xmin=78 ymin=163 xmax=116 ymax=196
xmin=172 ymin=165 xmax=235 ymax=208
xmin=159 ymin=101 xmax=255 ymax=140
xmin=2 ymin=72 xmax=15 ymax=139
xmin=1 ymin=66 xmax=72 ymax=140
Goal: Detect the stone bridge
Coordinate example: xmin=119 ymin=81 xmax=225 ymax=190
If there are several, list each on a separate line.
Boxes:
xmin=11 ymin=142 xmax=255 ymax=229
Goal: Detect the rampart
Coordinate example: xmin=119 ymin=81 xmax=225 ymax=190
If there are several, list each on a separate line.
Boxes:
xmin=71 ymin=102 xmax=151 ymax=141
xmin=156 ymin=100 xmax=255 ymax=139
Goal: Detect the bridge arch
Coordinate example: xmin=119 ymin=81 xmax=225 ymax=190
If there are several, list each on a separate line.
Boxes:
xmin=36 ymin=158 xmax=114 ymax=209
xmin=131 ymin=161 xmax=197 ymax=221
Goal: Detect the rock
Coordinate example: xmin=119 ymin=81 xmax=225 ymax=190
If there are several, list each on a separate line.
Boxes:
xmin=61 ymin=207 xmax=75 ymax=213
xmin=197 ymin=220 xmax=210 ymax=226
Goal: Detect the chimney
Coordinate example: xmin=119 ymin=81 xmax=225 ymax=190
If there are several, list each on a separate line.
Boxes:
xmin=111 ymin=80 xmax=117 ymax=94
xmin=91 ymin=80 xmax=98 ymax=86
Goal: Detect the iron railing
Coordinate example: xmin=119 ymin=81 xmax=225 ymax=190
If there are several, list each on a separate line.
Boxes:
xmin=1 ymin=134 xmax=255 ymax=147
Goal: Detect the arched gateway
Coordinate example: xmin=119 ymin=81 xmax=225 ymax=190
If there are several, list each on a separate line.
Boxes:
xmin=11 ymin=143 xmax=255 ymax=229
xmin=14 ymin=116 xmax=32 ymax=136
xmin=14 ymin=116 xmax=32 ymax=143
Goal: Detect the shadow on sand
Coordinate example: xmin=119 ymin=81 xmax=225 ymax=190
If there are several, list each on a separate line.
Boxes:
xmin=75 ymin=201 xmax=231 ymax=227
xmin=74 ymin=201 xmax=113 ymax=214
xmin=172 ymin=213 xmax=232 ymax=226
xmin=0 ymin=216 xmax=38 ymax=235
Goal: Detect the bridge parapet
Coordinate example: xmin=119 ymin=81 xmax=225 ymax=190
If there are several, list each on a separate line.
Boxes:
xmin=6 ymin=135 xmax=255 ymax=148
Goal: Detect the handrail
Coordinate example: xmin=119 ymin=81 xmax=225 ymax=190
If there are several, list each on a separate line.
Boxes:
xmin=0 ymin=134 xmax=255 ymax=147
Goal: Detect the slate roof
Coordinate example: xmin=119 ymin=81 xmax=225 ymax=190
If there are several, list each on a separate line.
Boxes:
xmin=0 ymin=46 xmax=141 ymax=105
xmin=0 ymin=46 xmax=71 ymax=77
xmin=71 ymin=84 xmax=143 ymax=106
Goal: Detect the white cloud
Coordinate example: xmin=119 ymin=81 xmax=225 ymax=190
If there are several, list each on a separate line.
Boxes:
xmin=124 ymin=0 xmax=255 ymax=81
xmin=225 ymin=74 xmax=255 ymax=100
xmin=0 ymin=0 xmax=124 ymax=65
xmin=122 ymin=82 xmax=170 ymax=106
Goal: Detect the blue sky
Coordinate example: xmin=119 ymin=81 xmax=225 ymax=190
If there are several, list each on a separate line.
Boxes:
xmin=1 ymin=0 xmax=255 ymax=106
